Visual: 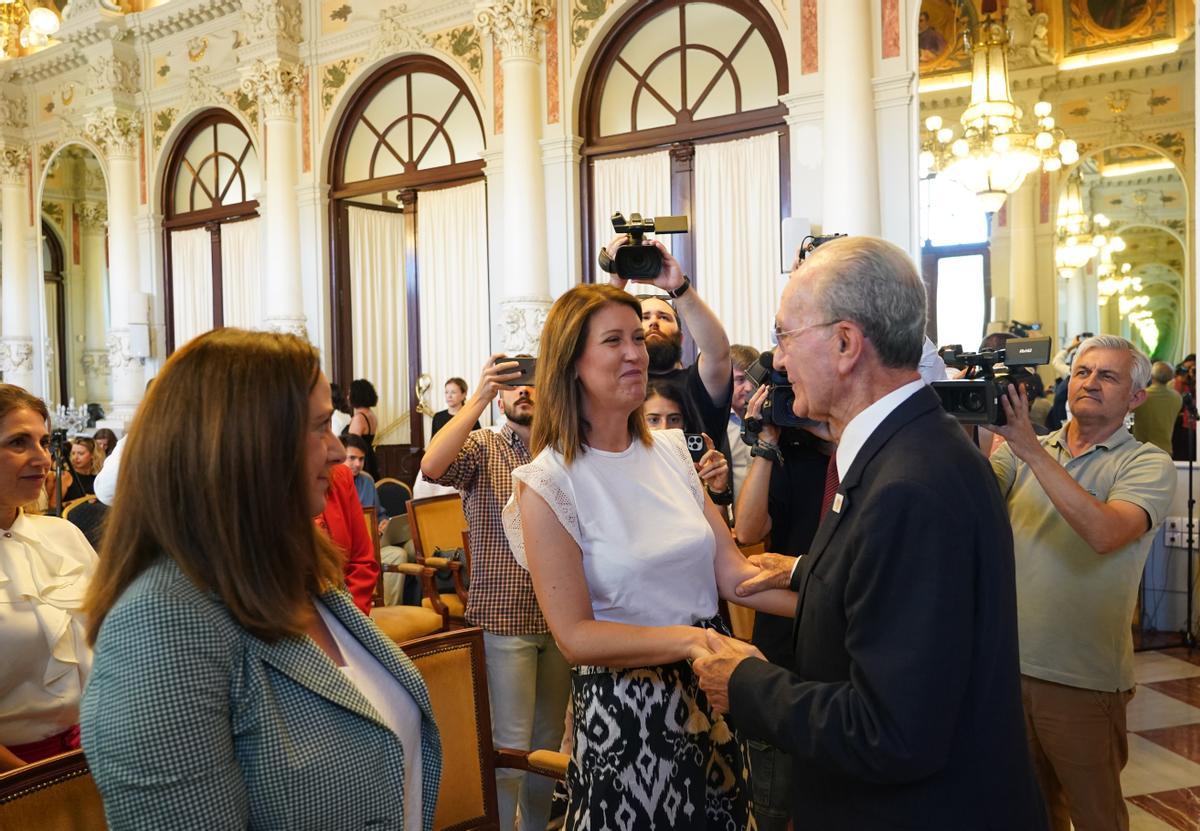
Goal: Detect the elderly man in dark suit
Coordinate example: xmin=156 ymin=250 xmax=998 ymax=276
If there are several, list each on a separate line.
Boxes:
xmin=694 ymin=236 xmax=1047 ymax=830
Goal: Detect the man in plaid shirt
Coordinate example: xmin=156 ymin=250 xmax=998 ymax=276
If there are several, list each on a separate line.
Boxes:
xmin=421 ymin=355 xmax=569 ymax=831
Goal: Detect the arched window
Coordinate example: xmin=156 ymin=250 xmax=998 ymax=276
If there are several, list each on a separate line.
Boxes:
xmin=580 ymin=0 xmax=788 ymax=347
xmin=42 ymin=221 xmax=67 ymax=404
xmin=329 ymin=56 xmax=488 ymax=478
xmin=162 ymin=110 xmax=262 ymax=352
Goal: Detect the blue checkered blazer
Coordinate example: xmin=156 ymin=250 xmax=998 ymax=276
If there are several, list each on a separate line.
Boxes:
xmin=80 ymin=556 xmax=442 ymax=830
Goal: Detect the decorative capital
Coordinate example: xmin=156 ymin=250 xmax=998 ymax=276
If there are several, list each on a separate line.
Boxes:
xmin=241 ymin=0 xmax=303 ymax=47
xmin=475 ymin=0 xmax=550 ymax=60
xmin=81 ymin=348 xmax=111 ymax=378
xmin=240 ymin=59 xmax=301 ymax=120
xmin=0 ymin=144 xmax=30 ymax=185
xmin=84 ymin=108 xmax=142 ymax=158
xmin=79 ymin=201 xmax=108 ymax=231
xmin=86 ymin=54 xmax=141 ymax=98
xmin=107 ymin=330 xmax=146 ymax=371
xmin=0 ymin=94 xmax=27 ymax=130
xmin=498 ymin=297 xmax=550 ymax=355
xmin=369 ymin=5 xmax=433 ymax=63
xmin=0 ymin=338 xmax=35 ymax=375
xmin=265 ymin=316 xmax=309 ymax=339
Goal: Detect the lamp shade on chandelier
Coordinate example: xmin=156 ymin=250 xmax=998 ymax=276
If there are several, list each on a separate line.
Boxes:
xmin=0 ymin=0 xmax=60 ymax=57
xmin=919 ymin=8 xmax=1079 ymax=213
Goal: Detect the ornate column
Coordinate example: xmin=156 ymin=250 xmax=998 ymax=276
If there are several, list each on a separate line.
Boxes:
xmin=477 ymin=0 xmax=552 ymax=355
xmin=0 ymin=144 xmax=35 ymax=391
xmin=85 ymin=108 xmax=145 ymax=422
xmin=78 ymin=201 xmax=112 ymax=404
xmin=820 ymin=0 xmax=880 ymax=236
xmin=1064 ymin=269 xmax=1087 ymax=339
xmin=241 ymin=59 xmax=306 ymax=337
xmin=1008 ymin=177 xmax=1039 ymax=323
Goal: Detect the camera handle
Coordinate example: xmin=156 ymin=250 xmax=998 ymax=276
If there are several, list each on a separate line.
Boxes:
xmin=49 ymin=442 xmax=68 ymax=518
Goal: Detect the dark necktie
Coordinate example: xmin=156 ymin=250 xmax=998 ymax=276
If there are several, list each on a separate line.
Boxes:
xmin=820 ymin=453 xmax=840 ymax=517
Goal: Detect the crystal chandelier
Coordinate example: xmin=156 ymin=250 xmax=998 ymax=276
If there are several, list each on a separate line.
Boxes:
xmin=919 ymin=10 xmax=1079 ymax=213
xmin=0 ymin=0 xmax=60 ymax=58
xmin=1055 ymin=170 xmax=1125 ymax=278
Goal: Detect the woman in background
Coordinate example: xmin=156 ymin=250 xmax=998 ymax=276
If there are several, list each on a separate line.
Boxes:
xmin=45 ymin=436 xmax=105 ymax=508
xmin=347 ymin=378 xmax=380 ymax=480
xmin=431 ymin=377 xmax=479 ymax=438
xmin=0 ymin=384 xmax=97 ymax=770
xmin=92 ymin=428 xmax=118 ymax=458
xmin=81 ymin=329 xmax=441 ymax=830
xmin=644 ymin=378 xmax=731 ymax=502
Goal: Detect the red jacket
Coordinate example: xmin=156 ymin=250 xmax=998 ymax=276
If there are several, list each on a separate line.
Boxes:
xmin=315 ymin=464 xmax=378 ymax=615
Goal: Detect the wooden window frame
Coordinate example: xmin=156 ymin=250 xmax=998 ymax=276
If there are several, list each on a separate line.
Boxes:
xmin=920 ymin=241 xmax=992 ymax=346
xmin=42 ymin=220 xmax=68 ymax=404
xmin=161 ymin=110 xmax=260 ymax=353
xmin=327 ymin=56 xmax=486 ymax=480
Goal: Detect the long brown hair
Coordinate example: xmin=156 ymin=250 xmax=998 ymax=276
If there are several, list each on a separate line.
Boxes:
xmin=71 ymin=437 xmax=105 ymax=475
xmin=530 ymin=284 xmax=651 ymax=464
xmin=85 ymin=328 xmax=343 ymax=645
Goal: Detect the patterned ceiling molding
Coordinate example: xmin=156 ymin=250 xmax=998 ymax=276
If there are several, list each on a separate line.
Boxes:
xmin=128 ymin=0 xmax=240 ymax=42
xmin=475 ymin=0 xmax=551 ymax=61
xmin=368 ymin=5 xmax=433 ymax=63
xmin=86 ymin=54 xmax=141 ymax=97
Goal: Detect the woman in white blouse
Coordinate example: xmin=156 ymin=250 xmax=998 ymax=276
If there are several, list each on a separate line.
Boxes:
xmin=504 ymin=284 xmax=797 ymax=830
xmin=0 ymin=384 xmax=98 ymax=770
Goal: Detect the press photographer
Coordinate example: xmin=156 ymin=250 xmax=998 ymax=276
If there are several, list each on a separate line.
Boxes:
xmin=601 ymin=212 xmax=733 ymax=451
xmin=932 ymin=335 xmax=1052 ymax=427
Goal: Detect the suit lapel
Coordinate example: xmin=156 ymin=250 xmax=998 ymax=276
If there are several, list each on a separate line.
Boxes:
xmin=791 ymin=387 xmax=942 ymax=648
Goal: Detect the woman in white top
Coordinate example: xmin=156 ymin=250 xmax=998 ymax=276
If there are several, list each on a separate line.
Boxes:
xmin=504 ymin=284 xmax=797 ymax=830
xmin=0 ymin=384 xmax=98 ymax=770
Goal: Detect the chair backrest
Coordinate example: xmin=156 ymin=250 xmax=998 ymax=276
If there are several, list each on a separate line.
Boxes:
xmin=63 ymin=498 xmax=108 ymax=549
xmin=362 ymin=506 xmax=384 ymax=607
xmin=406 ymin=494 xmax=468 ymax=563
xmin=376 ymin=478 xmax=412 ymax=519
xmin=0 ymin=750 xmax=107 ymax=831
xmin=402 ymin=627 xmax=497 ymax=830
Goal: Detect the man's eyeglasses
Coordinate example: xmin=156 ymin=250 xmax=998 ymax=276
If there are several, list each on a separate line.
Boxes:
xmin=769 ymin=320 xmax=840 ymax=346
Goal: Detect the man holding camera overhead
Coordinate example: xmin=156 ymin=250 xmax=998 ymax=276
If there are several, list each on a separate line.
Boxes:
xmin=989 ymin=334 xmax=1176 ymax=831
xmin=421 ymin=355 xmax=569 ymax=831
xmin=602 ymin=231 xmax=734 ymax=455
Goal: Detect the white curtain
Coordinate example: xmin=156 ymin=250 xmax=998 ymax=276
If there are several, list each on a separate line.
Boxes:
xmin=220 ymin=217 xmax=262 ymax=330
xmin=591 ymin=152 xmax=672 ymax=284
xmin=348 ymin=206 xmax=410 ymax=444
xmin=694 ymin=133 xmax=782 ymax=349
xmin=417 ymin=180 xmax=490 ymax=442
xmin=170 ymin=227 xmax=214 ymax=349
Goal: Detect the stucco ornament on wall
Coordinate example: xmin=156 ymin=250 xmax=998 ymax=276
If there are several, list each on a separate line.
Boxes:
xmin=84 ymin=108 xmax=142 ymax=158
xmin=368 ymin=5 xmax=432 ymax=63
xmin=240 ymin=59 xmax=302 ymax=119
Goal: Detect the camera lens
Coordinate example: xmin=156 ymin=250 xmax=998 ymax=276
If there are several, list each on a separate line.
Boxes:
xmin=963 ymin=391 xmax=986 ymax=413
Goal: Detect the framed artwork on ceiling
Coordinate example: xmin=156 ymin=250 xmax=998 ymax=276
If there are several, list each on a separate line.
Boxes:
xmin=918 ymin=0 xmax=975 ymax=74
xmin=1064 ymin=0 xmax=1176 ymax=54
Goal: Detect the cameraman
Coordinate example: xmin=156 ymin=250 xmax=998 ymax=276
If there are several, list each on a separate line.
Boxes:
xmin=732 ymin=381 xmax=831 ymax=831
xmin=604 ymin=235 xmax=733 ymax=447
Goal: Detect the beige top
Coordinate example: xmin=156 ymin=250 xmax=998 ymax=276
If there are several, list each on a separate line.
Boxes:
xmin=991 ymin=427 xmax=1176 ymax=691
xmin=0 ymin=510 xmax=98 ymax=744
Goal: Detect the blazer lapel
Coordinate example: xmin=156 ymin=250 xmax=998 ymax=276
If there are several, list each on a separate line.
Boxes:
xmin=791 ymin=387 xmax=942 ymax=648
xmin=249 ymin=605 xmax=390 ymax=732
xmin=318 ymin=590 xmax=438 ymax=726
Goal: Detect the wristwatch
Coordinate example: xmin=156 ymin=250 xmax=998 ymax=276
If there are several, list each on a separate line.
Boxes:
xmin=751 ymin=440 xmax=783 ymax=466
xmin=667 ymin=276 xmax=691 ymax=299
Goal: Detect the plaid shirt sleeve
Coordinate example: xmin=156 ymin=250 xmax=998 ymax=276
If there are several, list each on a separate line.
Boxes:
xmin=427 ymin=430 xmax=485 ymax=490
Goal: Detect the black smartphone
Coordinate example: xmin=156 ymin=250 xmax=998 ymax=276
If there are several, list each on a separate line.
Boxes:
xmin=496 ymin=356 xmax=536 ymax=386
xmin=683 ymin=432 xmax=706 ymax=463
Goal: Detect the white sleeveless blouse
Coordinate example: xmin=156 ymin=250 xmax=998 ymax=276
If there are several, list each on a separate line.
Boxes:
xmin=504 ymin=430 xmax=718 ymax=627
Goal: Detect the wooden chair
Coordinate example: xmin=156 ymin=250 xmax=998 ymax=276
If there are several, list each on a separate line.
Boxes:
xmin=361 ymin=506 xmax=443 ymax=644
xmin=0 ymin=749 xmax=106 ymax=831
xmin=403 ymin=628 xmax=567 ymax=829
xmin=406 ymin=495 xmax=470 ymax=626
xmin=375 ymin=478 xmax=413 ymax=520
xmin=61 ymin=496 xmax=107 ymax=549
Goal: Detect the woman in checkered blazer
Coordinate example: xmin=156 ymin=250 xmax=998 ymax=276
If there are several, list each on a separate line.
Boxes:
xmin=79 ymin=329 xmax=442 ymax=831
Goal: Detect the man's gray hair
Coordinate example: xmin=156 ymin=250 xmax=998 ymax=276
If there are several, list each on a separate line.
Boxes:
xmin=1151 ymin=361 xmax=1174 ymax=385
xmin=798 ymin=236 xmax=927 ymax=369
xmin=1075 ymin=334 xmax=1152 ymax=392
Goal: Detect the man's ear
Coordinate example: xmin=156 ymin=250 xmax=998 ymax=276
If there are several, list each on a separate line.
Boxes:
xmin=835 ymin=321 xmax=866 ymax=371
xmin=1129 ymin=387 xmax=1148 ymax=411
xmin=497 ymin=396 xmax=507 ymax=415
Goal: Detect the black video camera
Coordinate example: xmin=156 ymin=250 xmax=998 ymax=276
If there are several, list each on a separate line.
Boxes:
xmin=931 ymin=336 xmax=1052 ymax=426
xmin=48 ymin=428 xmax=70 ymax=467
xmin=599 ymin=212 xmax=689 ymax=280
xmin=744 ymin=349 xmax=810 ymax=430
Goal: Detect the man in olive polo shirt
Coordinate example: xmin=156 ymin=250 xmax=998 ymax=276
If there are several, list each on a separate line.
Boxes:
xmin=991 ymin=334 xmax=1177 ymax=831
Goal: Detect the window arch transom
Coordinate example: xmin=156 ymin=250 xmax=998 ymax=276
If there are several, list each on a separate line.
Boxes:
xmin=166 ymin=115 xmax=259 ymax=220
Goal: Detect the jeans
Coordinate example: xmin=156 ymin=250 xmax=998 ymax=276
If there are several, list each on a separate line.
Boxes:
xmin=747 ymin=738 xmax=794 ymax=831
xmin=483 ymin=631 xmax=571 ymax=831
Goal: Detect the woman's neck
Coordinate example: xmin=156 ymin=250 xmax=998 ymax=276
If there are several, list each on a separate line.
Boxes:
xmin=447 ymin=403 xmax=461 ymax=415
xmin=0 ymin=506 xmax=18 ymax=530
xmin=583 ymin=405 xmax=634 ymax=453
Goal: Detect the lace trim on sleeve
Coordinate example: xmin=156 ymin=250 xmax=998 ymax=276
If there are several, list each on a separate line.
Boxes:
xmin=501 ymin=454 xmax=583 ymax=571
xmin=659 ymin=431 xmax=705 ymax=508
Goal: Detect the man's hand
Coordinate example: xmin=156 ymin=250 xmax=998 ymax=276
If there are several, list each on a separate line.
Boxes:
xmin=473 ymin=353 xmax=524 ymax=406
xmin=745 ymin=385 xmax=780 ymax=445
xmin=993 ymin=383 xmax=1042 ymax=462
xmin=696 ymin=433 xmax=730 ymax=493
xmin=644 ymin=239 xmax=686 ymax=293
xmin=693 ymin=630 xmax=764 ymax=715
xmin=735 ymin=552 xmax=798 ymax=597
xmin=603 ymin=234 xmax=630 ymax=290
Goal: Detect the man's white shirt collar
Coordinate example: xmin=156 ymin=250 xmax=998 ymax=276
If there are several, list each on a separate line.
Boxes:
xmin=835 ymin=379 xmax=925 ymax=481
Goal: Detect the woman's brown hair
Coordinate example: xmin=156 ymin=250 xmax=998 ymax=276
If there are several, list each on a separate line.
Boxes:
xmin=530 ymin=284 xmax=651 ymax=464
xmin=85 ymin=328 xmax=343 ymax=645
xmin=0 ymin=384 xmax=50 ymax=425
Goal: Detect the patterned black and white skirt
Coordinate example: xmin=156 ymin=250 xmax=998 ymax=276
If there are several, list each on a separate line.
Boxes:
xmin=563 ymin=620 xmax=755 ymax=831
